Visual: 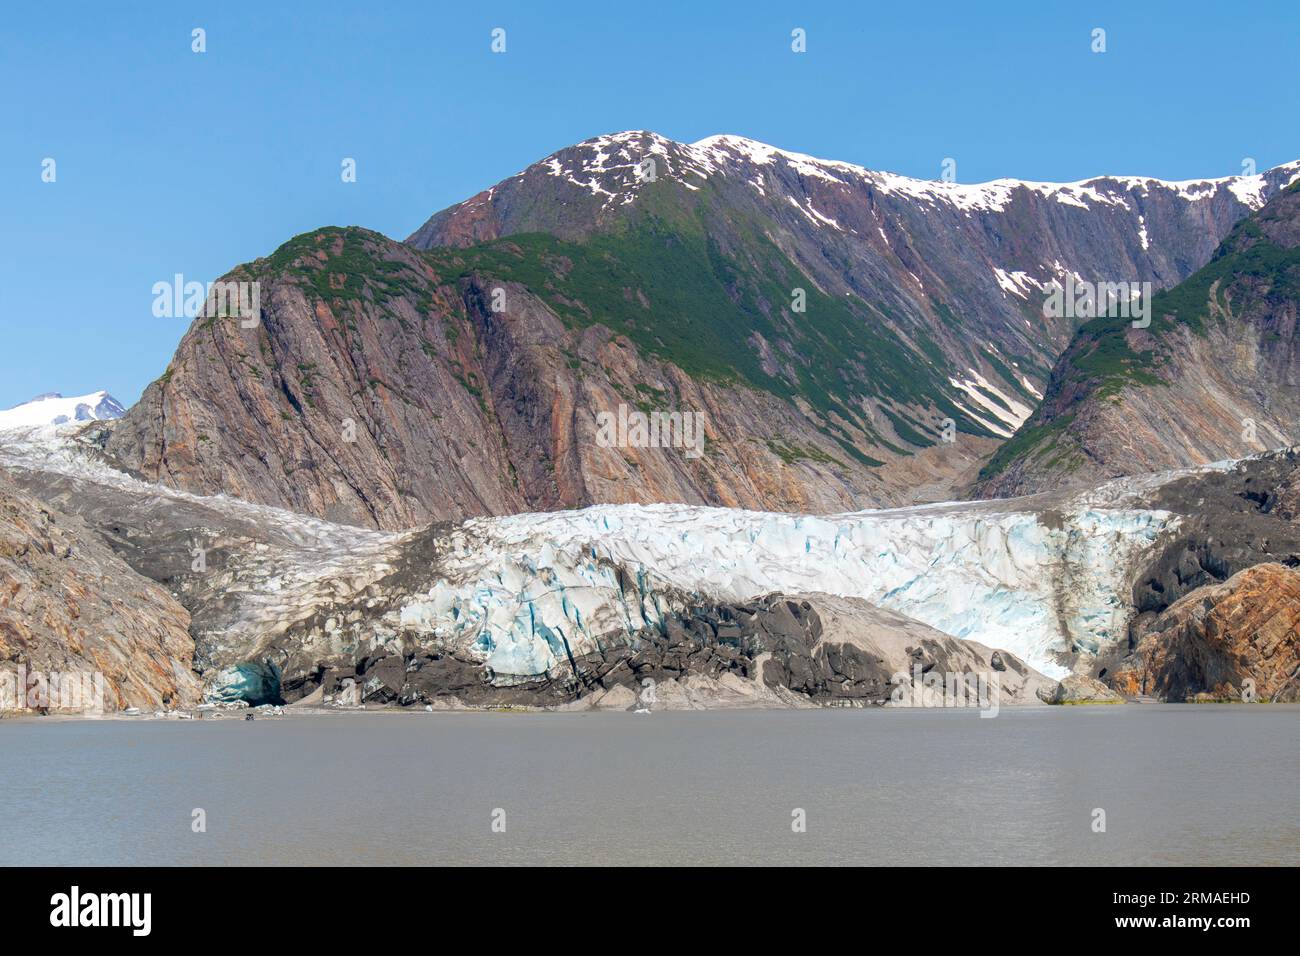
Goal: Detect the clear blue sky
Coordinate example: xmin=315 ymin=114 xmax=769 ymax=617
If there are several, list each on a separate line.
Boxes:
xmin=3 ymin=0 xmax=1298 ymax=408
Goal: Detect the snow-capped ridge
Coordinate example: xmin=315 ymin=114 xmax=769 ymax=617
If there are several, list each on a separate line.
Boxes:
xmin=519 ymin=129 xmax=1300 ymax=217
xmin=691 ymin=134 xmax=1300 ymax=213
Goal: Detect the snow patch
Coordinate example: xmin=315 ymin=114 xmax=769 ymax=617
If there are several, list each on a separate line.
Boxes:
xmin=786 ymin=195 xmax=842 ymax=230
xmin=993 ymin=267 xmax=1040 ymax=299
xmin=949 ymin=372 xmax=1034 ymax=432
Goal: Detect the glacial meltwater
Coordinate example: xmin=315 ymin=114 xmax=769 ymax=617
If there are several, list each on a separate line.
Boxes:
xmin=2 ymin=705 xmax=1296 ymax=866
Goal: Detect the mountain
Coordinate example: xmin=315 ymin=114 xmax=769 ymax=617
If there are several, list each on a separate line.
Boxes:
xmin=0 ymin=391 xmax=124 ymax=430
xmin=976 ymin=181 xmax=1300 ymax=497
xmin=106 ymin=131 xmax=1299 ymax=530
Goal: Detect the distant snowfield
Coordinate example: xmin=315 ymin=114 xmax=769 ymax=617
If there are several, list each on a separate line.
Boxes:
xmin=0 ymin=391 xmax=124 ymax=429
xmin=1 ymin=423 xmax=1193 ymax=681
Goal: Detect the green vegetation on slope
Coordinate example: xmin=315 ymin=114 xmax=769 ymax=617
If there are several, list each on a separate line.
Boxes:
xmin=261 ymin=226 xmax=434 ymax=314
xmin=978 ymin=414 xmax=1076 ymax=482
xmin=422 ymin=218 xmax=1000 ymax=442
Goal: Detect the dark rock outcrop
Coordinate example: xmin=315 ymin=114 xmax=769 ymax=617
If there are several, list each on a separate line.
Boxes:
xmin=305 ymin=592 xmax=1052 ymax=710
xmin=1132 ymin=448 xmax=1300 ymax=617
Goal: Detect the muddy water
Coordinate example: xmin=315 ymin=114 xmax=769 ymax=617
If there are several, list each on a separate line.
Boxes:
xmin=2 ymin=705 xmax=1295 ymax=865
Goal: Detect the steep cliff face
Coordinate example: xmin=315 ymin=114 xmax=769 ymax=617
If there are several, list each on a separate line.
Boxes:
xmin=107 ymin=227 xmax=935 ymax=530
xmin=976 ymin=184 xmax=1300 ymax=498
xmin=1109 ymin=563 xmax=1300 ymax=702
xmin=109 ymin=230 xmax=545 ymax=529
xmin=0 ymin=466 xmax=199 ymax=712
xmin=109 ymin=133 xmax=1298 ymax=529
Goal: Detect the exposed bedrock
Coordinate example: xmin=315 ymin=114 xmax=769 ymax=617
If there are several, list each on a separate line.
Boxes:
xmin=1082 ymin=448 xmax=1300 ymax=700
xmin=0 ymin=465 xmax=201 ymax=713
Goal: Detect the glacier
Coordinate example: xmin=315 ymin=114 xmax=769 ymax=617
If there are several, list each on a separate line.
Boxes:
xmin=400 ymin=499 xmax=1179 ymax=680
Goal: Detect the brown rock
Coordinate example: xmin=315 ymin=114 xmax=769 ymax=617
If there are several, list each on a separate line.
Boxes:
xmin=1111 ymin=562 xmax=1300 ymax=702
xmin=0 ymin=466 xmax=200 ymax=713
